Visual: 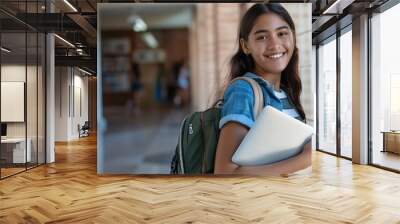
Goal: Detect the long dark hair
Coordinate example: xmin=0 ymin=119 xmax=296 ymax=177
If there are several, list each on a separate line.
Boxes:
xmin=228 ymin=3 xmax=305 ymax=120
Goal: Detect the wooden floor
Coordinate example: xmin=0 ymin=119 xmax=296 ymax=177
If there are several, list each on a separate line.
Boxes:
xmin=1 ymin=167 xmax=26 ymax=178
xmin=1 ymin=135 xmax=400 ymax=223
xmin=372 ymin=151 xmax=400 ymax=171
xmin=1 ymin=163 xmax=45 ymax=178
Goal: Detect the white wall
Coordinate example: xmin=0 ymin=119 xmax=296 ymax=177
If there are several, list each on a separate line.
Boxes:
xmin=55 ymin=66 xmax=69 ymax=141
xmin=1 ymin=65 xmax=26 ymax=129
xmin=71 ymin=72 xmax=89 ymax=138
xmin=1 ymin=64 xmax=46 ymax=164
xmin=55 ymin=67 xmax=89 ymax=141
xmin=1 ymin=82 xmax=25 ymax=122
xmin=1 ymin=65 xmax=39 ymax=137
xmin=1 ymin=65 xmax=26 ymax=81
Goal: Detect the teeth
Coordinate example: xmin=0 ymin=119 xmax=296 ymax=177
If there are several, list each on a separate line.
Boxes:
xmin=267 ymin=53 xmax=284 ymax=59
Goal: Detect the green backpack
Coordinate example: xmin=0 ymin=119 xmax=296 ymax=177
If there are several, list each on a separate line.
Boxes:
xmin=170 ymin=77 xmax=264 ymax=174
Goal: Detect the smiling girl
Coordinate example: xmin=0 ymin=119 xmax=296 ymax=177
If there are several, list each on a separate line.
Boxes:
xmin=214 ymin=3 xmax=311 ymax=175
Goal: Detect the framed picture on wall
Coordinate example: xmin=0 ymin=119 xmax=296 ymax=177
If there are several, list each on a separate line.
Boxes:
xmin=1 ymin=81 xmax=25 ymax=122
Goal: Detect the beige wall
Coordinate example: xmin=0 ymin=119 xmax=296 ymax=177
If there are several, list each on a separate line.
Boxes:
xmin=190 ymin=4 xmax=241 ymax=110
xmin=55 ymin=67 xmax=90 ymax=141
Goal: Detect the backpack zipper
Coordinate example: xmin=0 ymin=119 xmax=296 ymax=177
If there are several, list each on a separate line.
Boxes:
xmin=178 ymin=116 xmax=188 ymax=174
xmin=200 ymin=112 xmax=207 ymax=173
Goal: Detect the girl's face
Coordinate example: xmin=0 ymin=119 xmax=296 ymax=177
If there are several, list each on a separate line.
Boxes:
xmin=241 ymin=13 xmax=295 ymax=76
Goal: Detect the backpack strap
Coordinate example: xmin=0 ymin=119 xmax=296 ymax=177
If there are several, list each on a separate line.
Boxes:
xmin=231 ymin=77 xmax=264 ymax=119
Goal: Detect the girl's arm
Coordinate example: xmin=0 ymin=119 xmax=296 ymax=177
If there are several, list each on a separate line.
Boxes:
xmin=214 ymin=122 xmax=312 ymax=175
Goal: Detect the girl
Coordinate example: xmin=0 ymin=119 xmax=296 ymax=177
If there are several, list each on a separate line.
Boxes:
xmin=214 ymin=3 xmax=311 ymax=175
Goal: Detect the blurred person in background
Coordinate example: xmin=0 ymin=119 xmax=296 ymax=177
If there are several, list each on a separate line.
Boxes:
xmin=176 ymin=60 xmax=190 ymax=107
xmin=155 ymin=63 xmax=167 ymax=104
xmin=130 ymin=62 xmax=144 ymax=115
xmin=167 ymin=62 xmax=180 ymax=105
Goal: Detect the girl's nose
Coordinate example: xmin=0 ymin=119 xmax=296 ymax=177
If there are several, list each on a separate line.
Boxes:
xmin=266 ymin=34 xmax=281 ymax=51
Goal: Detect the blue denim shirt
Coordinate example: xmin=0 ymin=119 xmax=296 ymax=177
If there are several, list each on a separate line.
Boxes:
xmin=219 ymin=72 xmax=286 ymax=129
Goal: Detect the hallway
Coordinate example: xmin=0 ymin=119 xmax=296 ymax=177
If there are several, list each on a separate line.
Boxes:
xmin=1 ymin=135 xmax=400 ymax=223
xmin=103 ymin=106 xmax=188 ymax=174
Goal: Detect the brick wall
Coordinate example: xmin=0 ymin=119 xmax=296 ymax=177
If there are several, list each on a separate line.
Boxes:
xmin=190 ymin=3 xmax=241 ymax=111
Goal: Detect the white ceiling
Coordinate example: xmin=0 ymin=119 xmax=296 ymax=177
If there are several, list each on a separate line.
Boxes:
xmin=99 ymin=3 xmax=195 ymax=30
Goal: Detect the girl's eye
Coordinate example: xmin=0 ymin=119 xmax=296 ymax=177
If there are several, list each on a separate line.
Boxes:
xmin=256 ymin=36 xmax=267 ymax=40
xmin=278 ymin=32 xmax=289 ymax=37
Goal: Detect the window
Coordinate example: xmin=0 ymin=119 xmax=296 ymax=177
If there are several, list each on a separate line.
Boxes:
xmin=0 ymin=1 xmax=47 ymax=179
xmin=340 ymin=29 xmax=352 ymax=158
xmin=371 ymin=3 xmax=400 ymax=171
xmin=317 ymin=36 xmax=337 ymax=155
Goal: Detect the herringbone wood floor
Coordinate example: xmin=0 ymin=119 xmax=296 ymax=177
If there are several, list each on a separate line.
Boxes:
xmin=1 ymin=135 xmax=400 ymax=224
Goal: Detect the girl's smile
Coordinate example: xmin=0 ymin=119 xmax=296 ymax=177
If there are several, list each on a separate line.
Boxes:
xmin=241 ymin=13 xmax=295 ymax=78
xmin=265 ymin=52 xmax=286 ymax=59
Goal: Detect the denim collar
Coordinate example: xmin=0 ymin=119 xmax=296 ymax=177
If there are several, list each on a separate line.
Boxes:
xmin=243 ymin=72 xmax=276 ymax=91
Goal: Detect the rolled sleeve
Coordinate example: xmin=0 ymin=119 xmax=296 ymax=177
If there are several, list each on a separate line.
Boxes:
xmin=219 ymin=80 xmax=255 ymax=129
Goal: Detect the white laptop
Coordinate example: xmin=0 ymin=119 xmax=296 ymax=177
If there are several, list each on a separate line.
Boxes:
xmin=232 ymin=106 xmax=314 ymax=166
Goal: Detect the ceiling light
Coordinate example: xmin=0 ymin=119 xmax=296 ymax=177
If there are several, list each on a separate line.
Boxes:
xmin=1 ymin=47 xmax=11 ymax=53
xmin=128 ymin=16 xmax=147 ymax=32
xmin=134 ymin=19 xmax=147 ymax=32
xmin=322 ymin=0 xmax=354 ymax=14
xmin=63 ymin=0 xmax=78 ymax=12
xmin=78 ymin=67 xmax=93 ymax=76
xmin=142 ymin=32 xmax=158 ymax=49
xmin=54 ymin=34 xmax=75 ymax=48
xmin=323 ymin=0 xmax=341 ymax=14
xmin=76 ymin=48 xmax=86 ymax=56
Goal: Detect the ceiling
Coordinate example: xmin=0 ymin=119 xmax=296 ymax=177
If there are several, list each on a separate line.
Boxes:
xmin=1 ymin=32 xmax=45 ymax=65
xmin=1 ymin=0 xmax=392 ymax=43
xmin=0 ymin=0 xmax=396 ymax=74
xmin=99 ymin=3 xmax=194 ymax=30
